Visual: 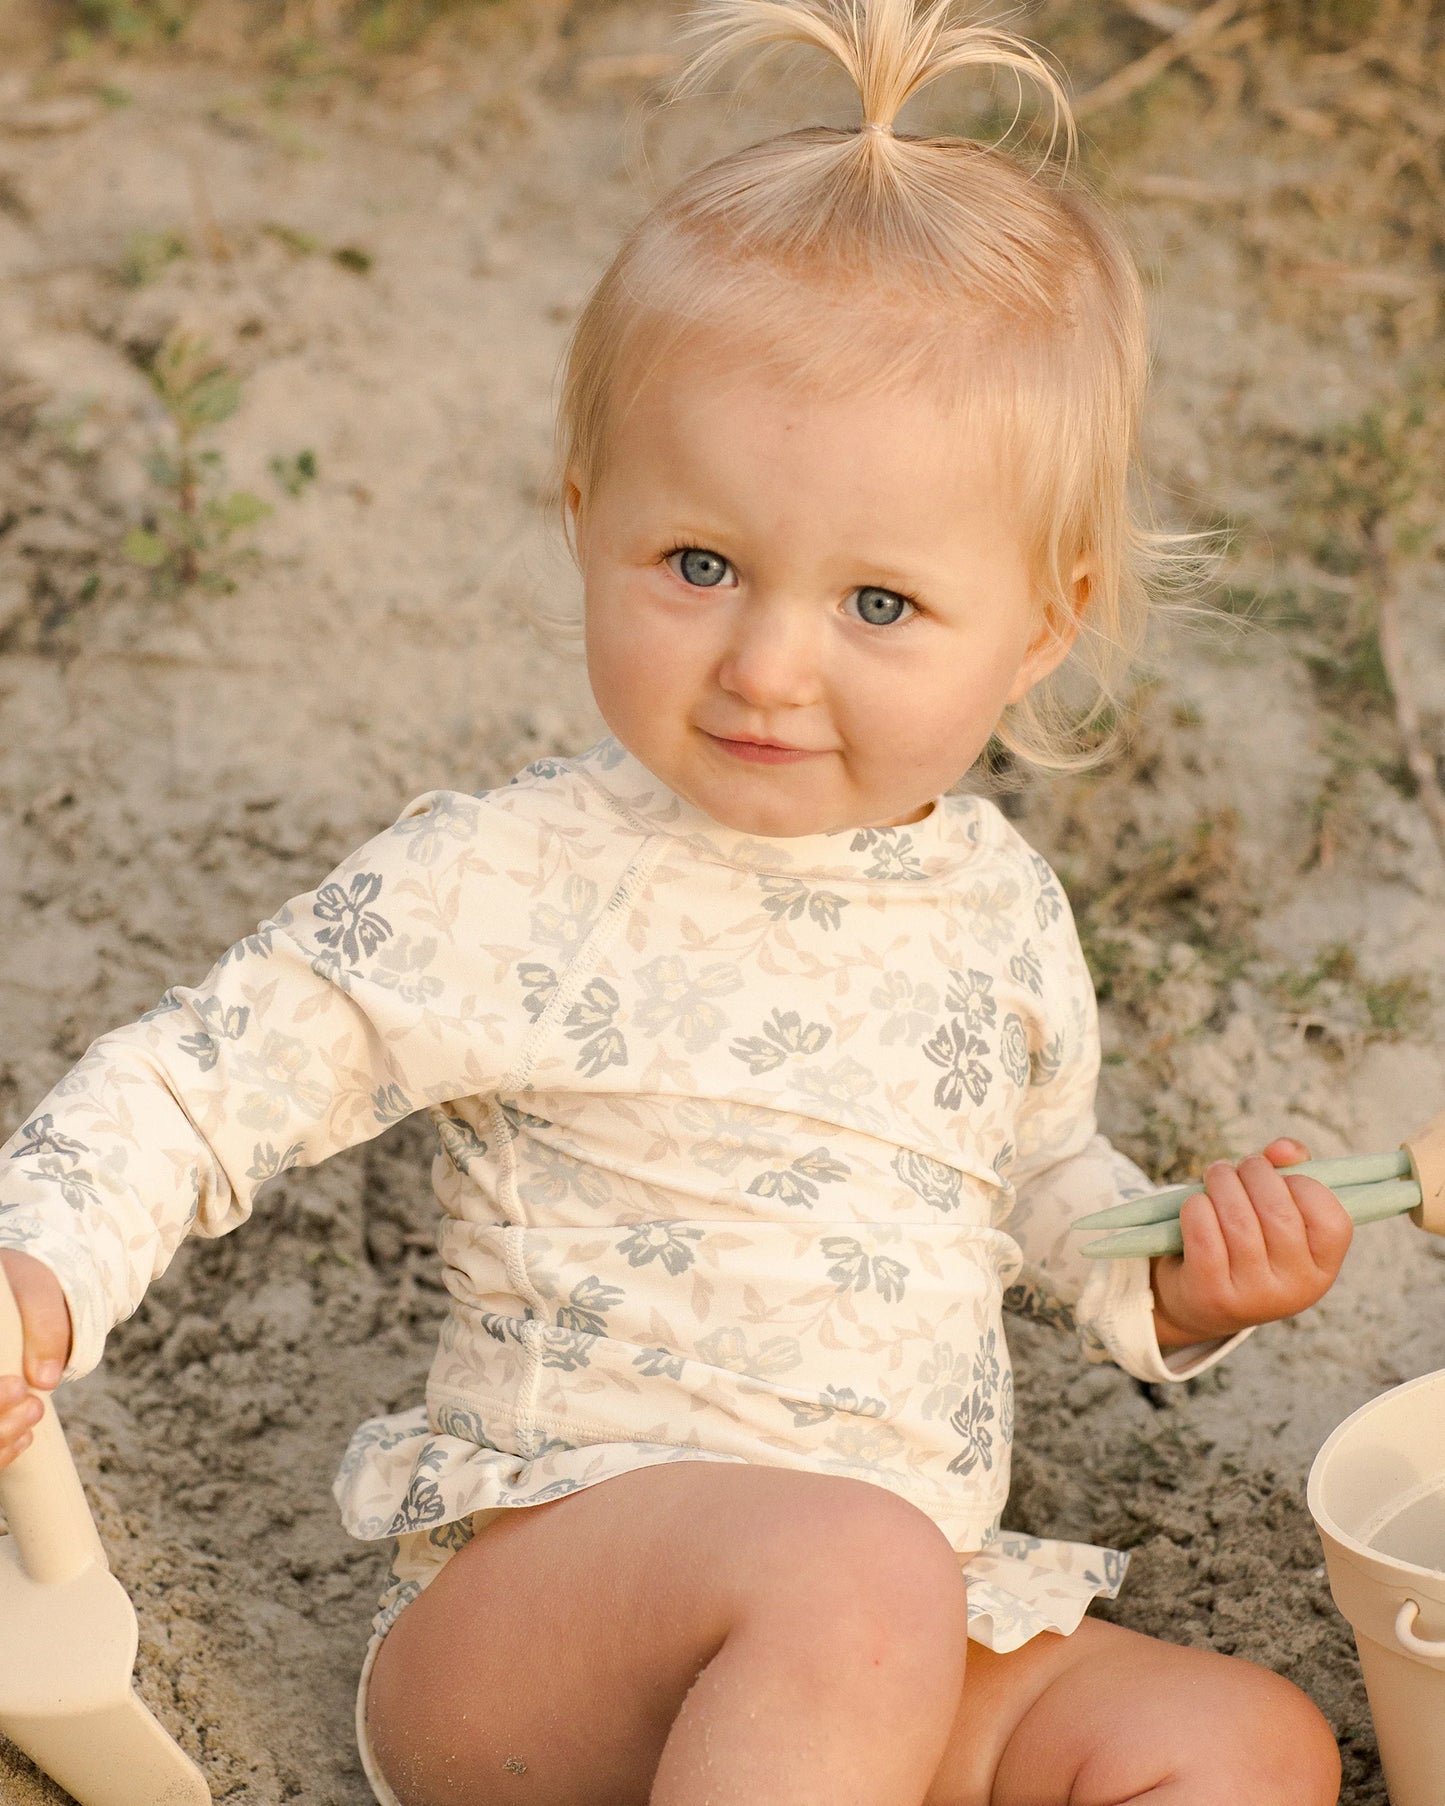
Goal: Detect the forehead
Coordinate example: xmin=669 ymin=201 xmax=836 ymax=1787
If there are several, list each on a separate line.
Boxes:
xmin=599 ymin=320 xmax=1017 ymax=525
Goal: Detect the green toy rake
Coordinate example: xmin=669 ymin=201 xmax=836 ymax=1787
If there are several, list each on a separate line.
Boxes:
xmin=1076 ymin=1108 xmax=1445 ymax=1260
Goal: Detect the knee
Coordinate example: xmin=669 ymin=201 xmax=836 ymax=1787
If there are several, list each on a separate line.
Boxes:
xmin=744 ymin=1477 xmax=971 ymax=1694
xmin=1205 ymin=1664 xmax=1341 ymax=1805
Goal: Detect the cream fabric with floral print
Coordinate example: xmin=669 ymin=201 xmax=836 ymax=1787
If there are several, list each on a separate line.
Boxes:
xmin=0 ymin=740 xmax=1242 ymax=1653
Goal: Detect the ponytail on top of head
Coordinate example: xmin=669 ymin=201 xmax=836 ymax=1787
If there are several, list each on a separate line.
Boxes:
xmin=664 ymin=0 xmax=1077 ymax=281
xmin=559 ymin=0 xmax=1178 ymax=772
xmin=674 ymin=0 xmax=1073 ymax=152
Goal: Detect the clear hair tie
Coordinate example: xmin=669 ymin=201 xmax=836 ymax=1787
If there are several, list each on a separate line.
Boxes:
xmin=860 ymin=120 xmax=893 ymax=136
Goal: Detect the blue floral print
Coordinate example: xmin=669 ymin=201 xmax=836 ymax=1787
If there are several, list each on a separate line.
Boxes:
xmin=821 ymin=1236 xmax=909 ymax=1302
xmin=757 ymin=876 xmax=849 ymax=928
xmin=563 ymin=978 xmax=628 ymax=1077
xmin=747 ymin=1147 xmax=849 ymax=1209
xmin=245 ymin=1141 xmax=304 ymax=1186
xmin=999 ymin=1015 xmax=1031 ymax=1088
xmin=947 ymin=1385 xmax=996 ymax=1477
xmin=10 ymin=1115 xmax=86 ymax=1164
xmin=729 ymin=1007 xmax=832 ymax=1073
xmin=618 ymin=1222 xmax=703 ymax=1275
xmin=1030 ymin=854 xmax=1065 ymax=928
xmin=1008 ymin=940 xmax=1044 ymax=995
xmin=556 ymin=1276 xmax=624 ymax=1336
xmin=848 ymin=827 xmax=927 ymax=881
xmin=634 ymin=954 xmax=743 ymax=1052
xmin=891 ymin=1148 xmax=964 ymax=1212
xmin=782 ymin=1384 xmax=889 ymax=1428
xmin=946 ymin=968 xmax=998 ymax=1032
xmin=1030 ymin=1030 xmax=1065 ymax=1086
xmin=922 ymin=1018 xmax=992 ymax=1110
xmin=531 ymin=874 xmax=601 ymax=959
xmin=371 ymin=1084 xmax=412 ymax=1125
xmin=313 ymin=871 xmax=392 ymax=965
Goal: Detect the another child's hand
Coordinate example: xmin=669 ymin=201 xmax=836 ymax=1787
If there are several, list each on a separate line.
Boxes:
xmin=1150 ymin=1137 xmax=1353 ymax=1349
xmin=0 ymin=1249 xmax=73 ymax=1473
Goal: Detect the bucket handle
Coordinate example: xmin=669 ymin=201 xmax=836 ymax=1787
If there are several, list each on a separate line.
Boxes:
xmin=1394 ymin=1599 xmax=1445 ymax=1659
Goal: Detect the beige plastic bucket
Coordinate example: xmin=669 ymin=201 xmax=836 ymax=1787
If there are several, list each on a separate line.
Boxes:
xmin=1309 ymin=1369 xmax=1445 ymax=1806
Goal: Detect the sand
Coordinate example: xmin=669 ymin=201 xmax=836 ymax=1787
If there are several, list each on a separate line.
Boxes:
xmin=1 ymin=2 xmax=1442 ymax=1798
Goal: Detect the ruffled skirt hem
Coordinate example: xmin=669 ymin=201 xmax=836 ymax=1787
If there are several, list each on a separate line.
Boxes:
xmin=337 ymin=1406 xmax=1127 ymax=1657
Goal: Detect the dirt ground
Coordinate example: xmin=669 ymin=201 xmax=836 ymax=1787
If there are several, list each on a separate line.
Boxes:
xmin=1 ymin=1 xmax=1443 ymax=1799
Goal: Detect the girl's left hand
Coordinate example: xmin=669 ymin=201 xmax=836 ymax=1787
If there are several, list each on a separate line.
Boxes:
xmin=1150 ymin=1137 xmax=1354 ymax=1349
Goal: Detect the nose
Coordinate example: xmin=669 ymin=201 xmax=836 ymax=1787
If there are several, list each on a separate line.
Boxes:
xmin=715 ymin=595 xmax=825 ymax=710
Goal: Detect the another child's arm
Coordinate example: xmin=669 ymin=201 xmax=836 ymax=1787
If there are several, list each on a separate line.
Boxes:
xmin=1148 ymin=1135 xmax=1353 ymax=1349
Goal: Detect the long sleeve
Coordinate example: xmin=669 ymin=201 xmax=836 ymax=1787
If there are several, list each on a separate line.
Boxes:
xmin=0 ymin=785 xmax=570 ymax=1381
xmin=1001 ymin=861 xmax=1250 ymax=1385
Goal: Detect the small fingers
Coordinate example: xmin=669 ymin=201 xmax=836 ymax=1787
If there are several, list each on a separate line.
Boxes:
xmin=1 ymin=1250 xmax=72 ymax=1390
xmin=1164 ymin=1190 xmax=1236 ymax=1336
xmin=1202 ymin=1158 xmax=1277 ymax=1286
xmin=1232 ymin=1154 xmax=1316 ymax=1273
xmin=1177 ymin=1188 xmax=1228 ymax=1284
xmin=1263 ymin=1136 xmax=1311 ymax=1167
xmin=0 ymin=1387 xmax=43 ymax=1471
xmin=1286 ymin=1173 xmax=1354 ymax=1271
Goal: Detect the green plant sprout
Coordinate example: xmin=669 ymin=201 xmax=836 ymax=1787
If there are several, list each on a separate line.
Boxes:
xmin=124 ymin=335 xmax=271 ymax=595
xmin=260 ymin=223 xmax=373 ymax=272
xmin=1271 ymin=942 xmax=1431 ymax=1043
xmin=261 ymin=222 xmax=321 ymax=257
xmin=270 ymin=450 xmax=319 ymax=498
xmin=118 ymin=230 xmax=188 ymax=288
xmin=64 ymin=0 xmax=193 ymax=52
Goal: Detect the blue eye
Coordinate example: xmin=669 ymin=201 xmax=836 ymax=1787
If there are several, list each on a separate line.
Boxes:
xmin=847 ymin=586 xmax=912 ymax=626
xmin=670 ymin=547 xmax=734 ymax=588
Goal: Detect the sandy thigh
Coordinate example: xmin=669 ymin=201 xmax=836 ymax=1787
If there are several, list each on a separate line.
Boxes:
xmin=364 ymin=1460 xmax=974 ymax=1806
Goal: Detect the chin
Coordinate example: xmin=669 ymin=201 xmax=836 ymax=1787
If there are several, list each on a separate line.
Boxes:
xmin=683 ymin=776 xmax=835 ymax=840
xmin=718 ymin=806 xmax=828 ymax=838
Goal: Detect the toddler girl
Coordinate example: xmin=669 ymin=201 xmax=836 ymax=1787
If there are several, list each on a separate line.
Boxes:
xmin=0 ymin=3 xmax=1354 ymax=1802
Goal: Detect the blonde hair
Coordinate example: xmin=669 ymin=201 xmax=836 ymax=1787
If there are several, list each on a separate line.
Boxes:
xmin=559 ymin=0 xmax=1180 ymax=770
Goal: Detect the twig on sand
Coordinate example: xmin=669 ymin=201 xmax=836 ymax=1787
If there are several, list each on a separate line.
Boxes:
xmin=1121 ymin=1 xmax=1194 ymax=31
xmin=185 ymin=152 xmax=232 ymax=262
xmin=577 ymin=52 xmax=681 ymax=89
xmin=1367 ymin=520 xmax=1445 ymax=866
xmin=1075 ymin=0 xmax=1245 ymax=120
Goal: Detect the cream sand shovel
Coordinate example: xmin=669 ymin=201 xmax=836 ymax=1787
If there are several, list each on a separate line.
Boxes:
xmin=0 ymin=1266 xmax=210 ymax=1806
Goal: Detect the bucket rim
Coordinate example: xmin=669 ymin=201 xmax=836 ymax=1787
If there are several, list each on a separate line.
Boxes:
xmin=1307 ymin=1366 xmax=1445 ymax=1577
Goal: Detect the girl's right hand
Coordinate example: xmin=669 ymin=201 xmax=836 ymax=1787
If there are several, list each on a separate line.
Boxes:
xmin=0 ymin=1249 xmax=73 ymax=1472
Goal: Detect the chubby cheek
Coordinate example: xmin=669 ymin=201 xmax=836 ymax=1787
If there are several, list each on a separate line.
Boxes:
xmin=846 ymin=662 xmax=1006 ymax=779
xmin=583 ymin=580 xmax=699 ymax=744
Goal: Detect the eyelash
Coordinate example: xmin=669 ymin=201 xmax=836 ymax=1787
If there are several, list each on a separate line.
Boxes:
xmin=662 ymin=546 xmax=921 ymax=627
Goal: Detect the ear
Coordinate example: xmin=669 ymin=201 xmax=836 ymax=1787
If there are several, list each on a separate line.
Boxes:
xmin=1005 ymin=560 xmax=1089 ymax=705
xmin=563 ymin=473 xmax=584 ymax=533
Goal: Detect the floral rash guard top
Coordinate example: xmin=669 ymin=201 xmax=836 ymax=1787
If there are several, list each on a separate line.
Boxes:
xmin=0 ymin=739 xmax=1243 ymax=1655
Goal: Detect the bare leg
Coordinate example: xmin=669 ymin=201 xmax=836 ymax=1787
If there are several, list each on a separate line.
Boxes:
xmin=366 ymin=1459 xmax=1340 ymax=1806
xmin=924 ymin=1616 xmax=1341 ymax=1806
xmin=365 ymin=1461 xmax=972 ymax=1806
